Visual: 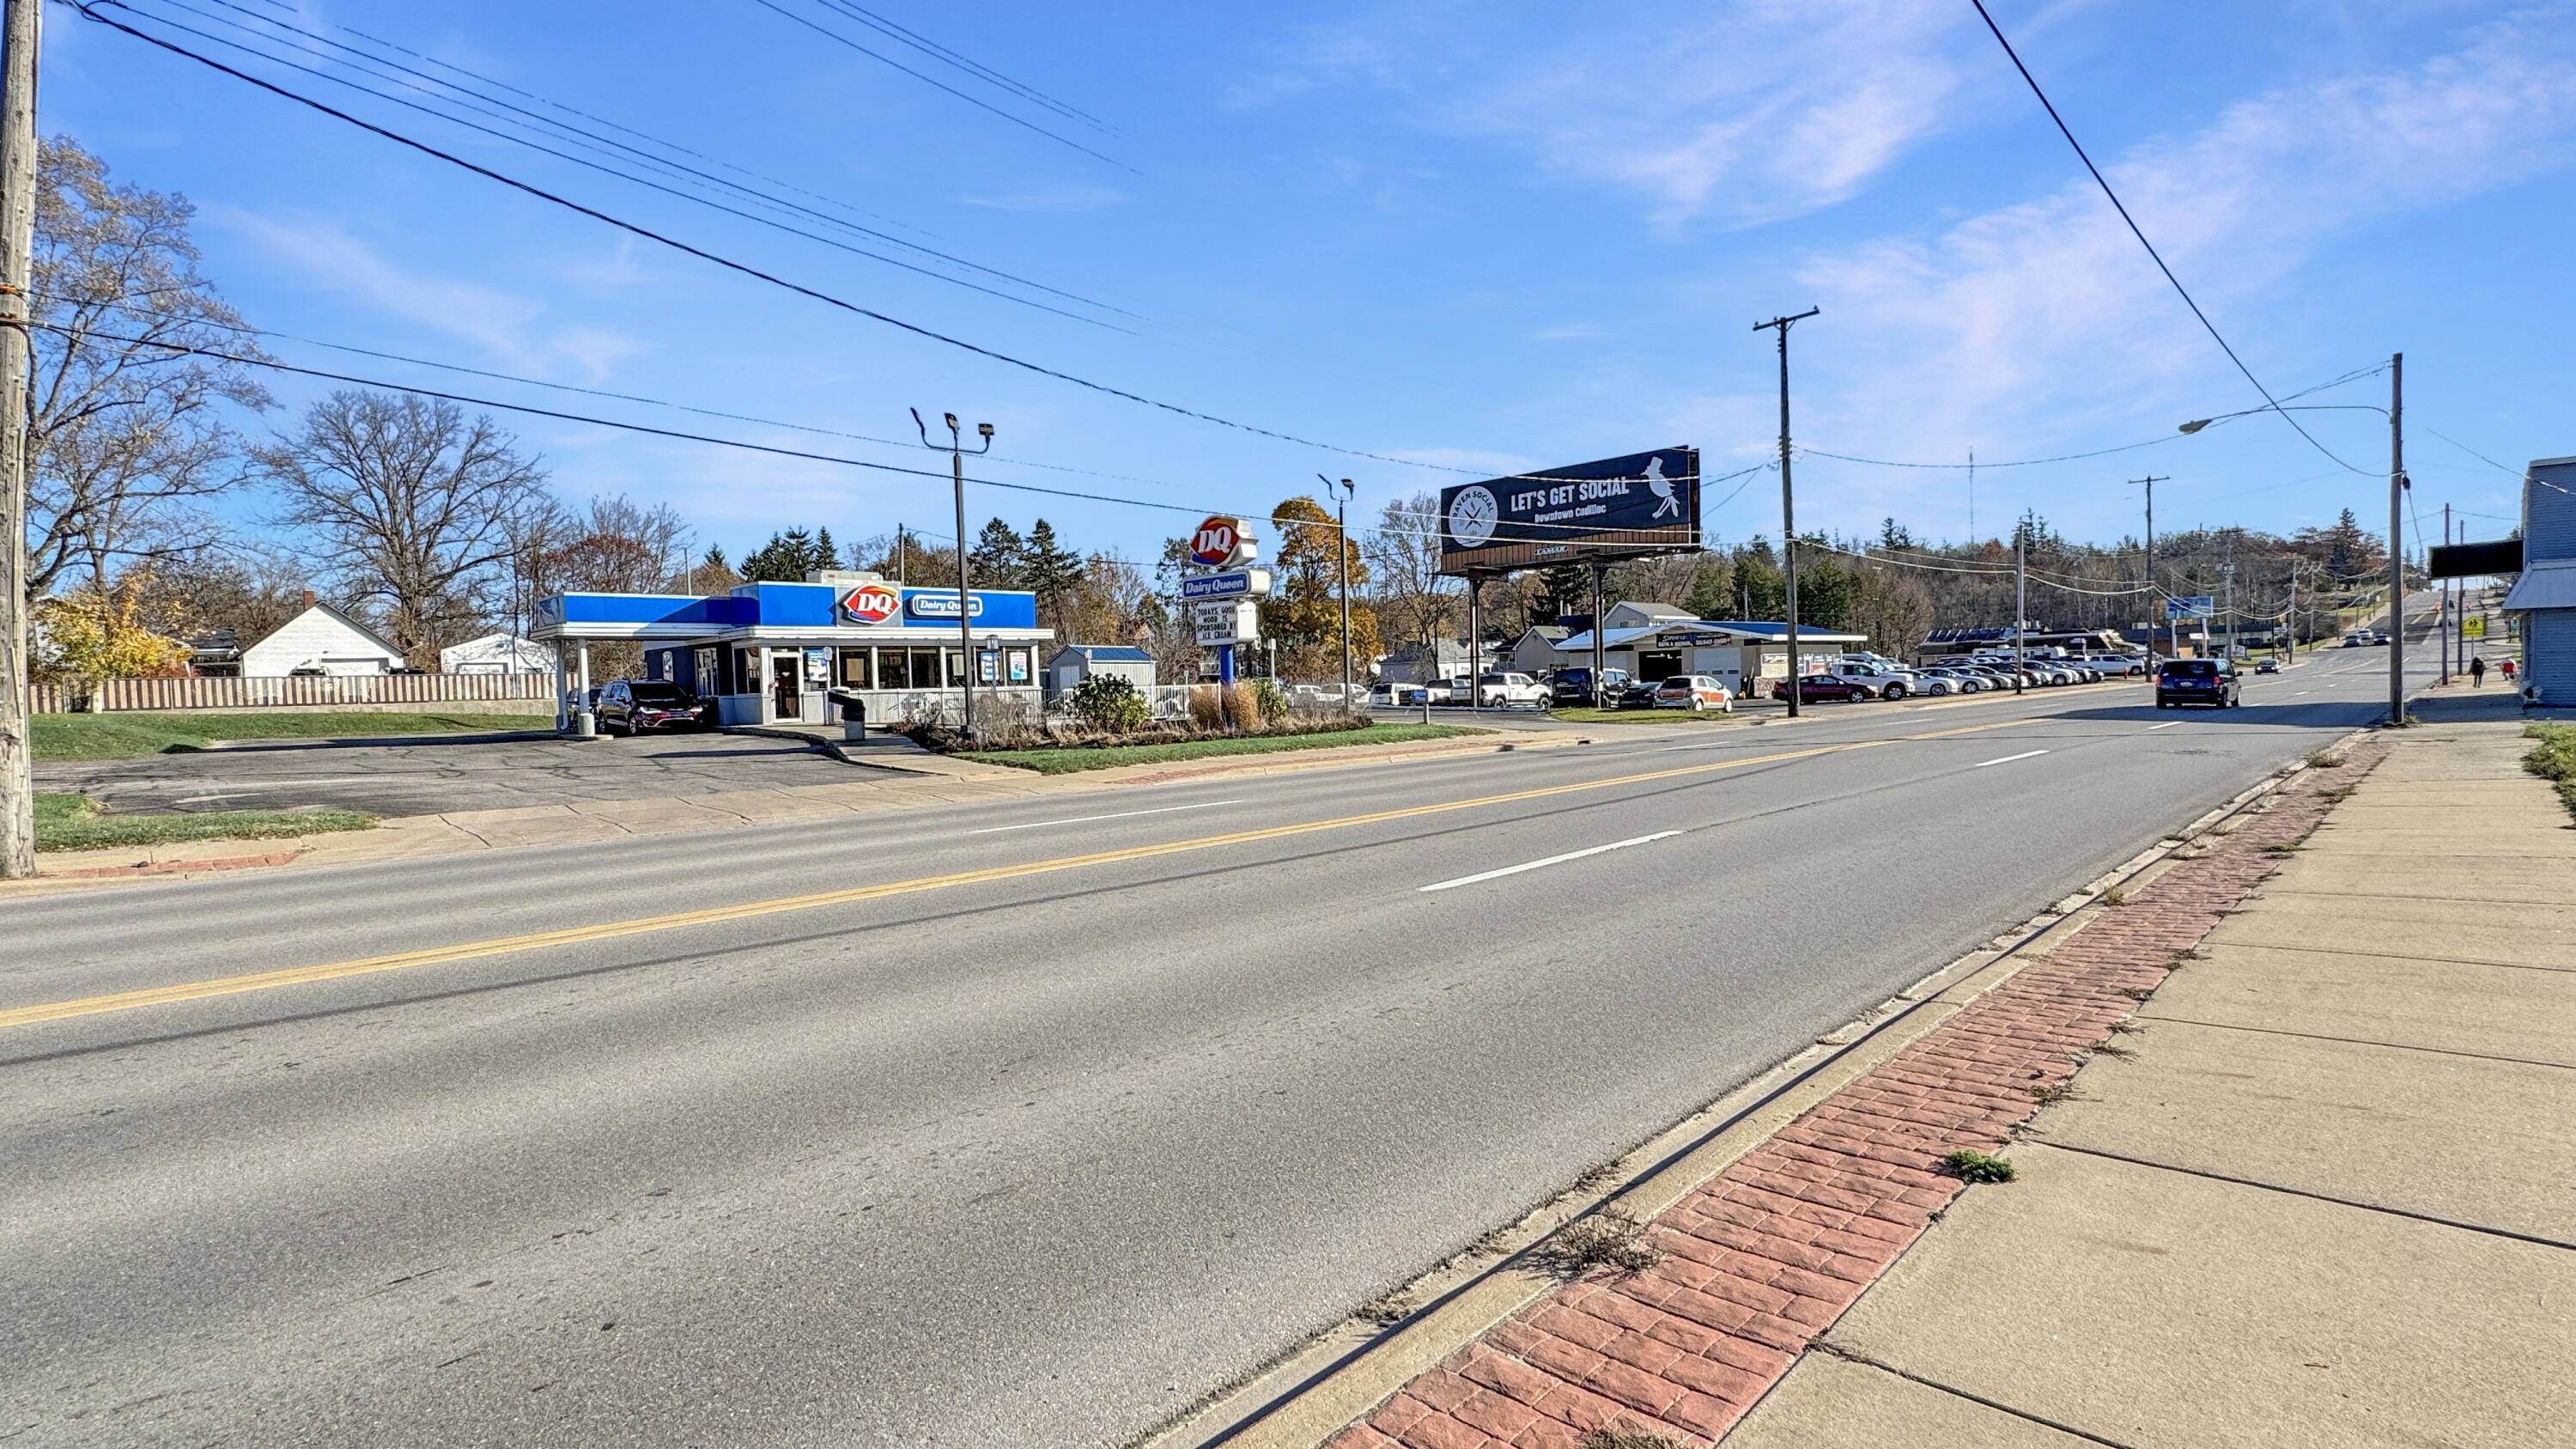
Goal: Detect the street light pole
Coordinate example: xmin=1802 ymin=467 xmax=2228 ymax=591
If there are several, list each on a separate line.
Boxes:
xmin=1321 ymin=474 xmax=1354 ymax=709
xmin=2129 ymin=475 xmax=2166 ymax=659
xmin=913 ymin=408 xmax=993 ymax=740
xmin=1755 ymin=307 xmax=1819 ymax=717
xmin=2387 ymin=353 xmax=2405 ymax=726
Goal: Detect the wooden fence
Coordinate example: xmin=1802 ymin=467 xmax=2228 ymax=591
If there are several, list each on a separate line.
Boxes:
xmin=34 ymin=673 xmax=555 ymax=714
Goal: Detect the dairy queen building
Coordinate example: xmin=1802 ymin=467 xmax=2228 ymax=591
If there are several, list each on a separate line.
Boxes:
xmin=532 ymin=570 xmax=1054 ymax=728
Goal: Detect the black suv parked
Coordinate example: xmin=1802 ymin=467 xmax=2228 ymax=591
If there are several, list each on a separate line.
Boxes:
xmin=597 ymin=679 xmax=714 ymax=734
xmin=1551 ymin=667 xmax=1630 ymax=708
xmin=2154 ymin=658 xmax=2241 ymax=709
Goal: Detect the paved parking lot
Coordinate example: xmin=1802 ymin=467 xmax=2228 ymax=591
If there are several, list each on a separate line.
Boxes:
xmin=38 ymin=730 xmax=853 ymax=819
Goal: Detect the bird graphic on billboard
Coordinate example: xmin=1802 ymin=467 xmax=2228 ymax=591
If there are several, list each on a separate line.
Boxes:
xmin=1646 ymin=456 xmax=1681 ymax=519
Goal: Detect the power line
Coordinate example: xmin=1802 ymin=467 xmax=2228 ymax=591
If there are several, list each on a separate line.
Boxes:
xmin=811 ymin=0 xmax=1109 ymax=133
xmin=100 ymin=0 xmax=1145 ymax=332
xmin=1967 ymin=0 xmax=2374 ymax=478
xmin=746 ymin=0 xmax=1137 ymax=175
xmin=184 ymin=0 xmax=1147 ymax=326
xmin=69 ymin=3 xmax=1484 ymax=475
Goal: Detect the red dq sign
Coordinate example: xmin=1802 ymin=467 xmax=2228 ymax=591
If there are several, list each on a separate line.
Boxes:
xmin=1189 ymin=517 xmax=1239 ymax=567
xmin=841 ymin=583 xmax=902 ymax=624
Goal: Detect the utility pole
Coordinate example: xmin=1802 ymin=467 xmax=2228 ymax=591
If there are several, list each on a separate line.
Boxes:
xmin=0 ymin=0 xmax=38 ymax=880
xmin=2129 ymin=476 xmax=2166 ymax=660
xmin=1321 ymin=475 xmax=1354 ymax=708
xmin=896 ymin=521 xmax=907 ymax=588
xmin=2221 ymin=557 xmax=2236 ymax=662
xmin=2455 ymin=514 xmax=2467 ymax=675
xmin=1755 ymin=307 xmax=1819 ymax=716
xmin=2287 ymin=563 xmax=2298 ymax=663
xmin=912 ymin=409 xmax=993 ymax=740
xmin=2014 ymin=513 xmax=2028 ymax=696
xmin=2387 ymin=354 xmax=2406 ymax=726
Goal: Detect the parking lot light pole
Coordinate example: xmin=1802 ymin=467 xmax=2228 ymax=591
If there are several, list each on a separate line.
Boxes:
xmin=913 ymin=408 xmax=993 ymax=741
xmin=1755 ymin=307 xmax=1820 ymax=717
xmin=1321 ymin=475 xmax=1354 ymax=708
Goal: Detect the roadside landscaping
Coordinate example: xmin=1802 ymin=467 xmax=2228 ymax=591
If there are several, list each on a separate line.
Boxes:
xmin=33 ymin=710 xmax=545 ymax=760
xmin=35 ymin=792 xmax=375 ymax=852
xmin=2524 ymin=722 xmax=2576 ymax=819
xmin=959 ymin=722 xmax=1484 ymax=774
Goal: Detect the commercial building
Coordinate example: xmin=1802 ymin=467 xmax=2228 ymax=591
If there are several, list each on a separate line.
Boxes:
xmin=1551 ymin=618 xmax=1868 ymax=697
xmin=532 ymin=572 xmax=1052 ymax=729
xmin=2501 ymin=455 xmax=2576 ymax=704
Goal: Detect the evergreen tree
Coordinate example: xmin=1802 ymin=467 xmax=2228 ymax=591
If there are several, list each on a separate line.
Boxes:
xmin=1021 ymin=519 xmax=1085 ymax=631
xmin=1734 ymin=537 xmax=1785 ymax=618
xmin=1879 ymin=517 xmax=1917 ymax=551
xmin=811 ymin=527 xmax=840 ymax=573
xmin=739 ymin=528 xmax=818 ymax=581
xmin=969 ymin=518 xmax=1028 ymax=588
xmin=1534 ymin=563 xmax=1593 ymax=622
xmin=1684 ymin=557 xmax=1735 ymax=619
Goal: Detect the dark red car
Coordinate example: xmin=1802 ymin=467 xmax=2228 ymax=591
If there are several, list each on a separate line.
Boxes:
xmin=1770 ymin=674 xmax=1874 ymax=703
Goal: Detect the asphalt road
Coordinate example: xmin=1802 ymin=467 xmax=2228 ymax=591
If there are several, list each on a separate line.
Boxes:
xmin=35 ymin=729 xmax=851 ymax=818
xmin=0 ymin=637 xmax=2440 ymax=1448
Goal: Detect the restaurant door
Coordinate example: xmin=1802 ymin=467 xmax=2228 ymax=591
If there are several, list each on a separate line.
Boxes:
xmin=769 ymin=654 xmax=803 ymax=721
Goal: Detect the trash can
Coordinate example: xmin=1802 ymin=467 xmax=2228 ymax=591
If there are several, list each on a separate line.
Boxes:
xmin=829 ymin=689 xmax=866 ymax=743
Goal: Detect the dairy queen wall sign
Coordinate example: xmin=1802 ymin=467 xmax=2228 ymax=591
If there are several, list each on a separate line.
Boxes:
xmin=1437 ymin=447 xmax=1701 ymax=574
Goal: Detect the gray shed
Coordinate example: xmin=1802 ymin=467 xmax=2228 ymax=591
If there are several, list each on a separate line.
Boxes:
xmin=1045 ymin=644 xmax=1157 ymax=702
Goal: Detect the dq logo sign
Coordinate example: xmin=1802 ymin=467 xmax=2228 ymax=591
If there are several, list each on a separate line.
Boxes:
xmin=1189 ymin=517 xmax=1240 ymax=567
xmin=841 ymin=583 xmax=902 ymax=624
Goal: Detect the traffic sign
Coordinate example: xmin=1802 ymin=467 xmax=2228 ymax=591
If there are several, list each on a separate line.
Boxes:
xmin=1179 ymin=568 xmax=1273 ymax=601
xmin=2464 ymin=614 xmax=2486 ymax=639
xmin=2165 ymin=595 xmax=2215 ymax=620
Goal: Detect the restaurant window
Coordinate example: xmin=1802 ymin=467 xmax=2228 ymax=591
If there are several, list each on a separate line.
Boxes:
xmin=837 ymin=648 xmax=872 ymax=688
xmin=693 ymin=647 xmax=719 ymax=693
xmin=880 ymin=650 xmax=911 ymax=689
xmin=944 ymin=648 xmax=967 ymax=687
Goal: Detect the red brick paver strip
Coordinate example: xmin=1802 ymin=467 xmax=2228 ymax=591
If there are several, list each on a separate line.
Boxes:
xmin=1329 ymin=745 xmax=2382 ymax=1449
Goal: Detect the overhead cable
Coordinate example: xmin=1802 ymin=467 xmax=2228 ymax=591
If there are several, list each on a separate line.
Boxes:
xmin=1968 ymin=0 xmax=2374 ymax=476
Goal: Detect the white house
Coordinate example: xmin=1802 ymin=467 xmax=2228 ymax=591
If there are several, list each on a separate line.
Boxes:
xmin=440 ymin=632 xmax=554 ymax=675
xmin=240 ymin=602 xmax=404 ymax=676
xmin=1043 ymin=644 xmax=1157 ymax=702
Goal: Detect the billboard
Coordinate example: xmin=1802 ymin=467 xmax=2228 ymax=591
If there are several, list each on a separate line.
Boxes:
xmin=1437 ymin=447 xmax=1700 ymax=574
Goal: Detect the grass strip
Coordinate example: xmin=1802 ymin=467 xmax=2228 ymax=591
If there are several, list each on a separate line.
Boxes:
xmin=36 ymin=793 xmax=375 ymax=853
xmin=34 ymin=710 xmax=546 ymax=759
xmin=2522 ymin=723 xmax=2576 ymax=822
xmin=960 ymin=723 xmax=1485 ymax=774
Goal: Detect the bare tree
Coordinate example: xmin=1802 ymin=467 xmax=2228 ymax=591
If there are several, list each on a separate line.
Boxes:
xmin=255 ymin=391 xmax=549 ymax=664
xmin=1363 ymin=491 xmax=1453 ymax=648
xmin=26 ymin=136 xmax=270 ymax=597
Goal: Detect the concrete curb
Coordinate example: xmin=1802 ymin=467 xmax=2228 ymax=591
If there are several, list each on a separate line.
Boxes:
xmin=1147 ymin=728 xmax=2366 ymax=1449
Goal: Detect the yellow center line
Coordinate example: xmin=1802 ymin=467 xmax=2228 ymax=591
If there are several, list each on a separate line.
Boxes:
xmin=3 ymin=716 xmax=2033 ymax=1031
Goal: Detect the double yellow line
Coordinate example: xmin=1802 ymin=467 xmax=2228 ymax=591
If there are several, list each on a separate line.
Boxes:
xmin=3 ymin=717 xmax=2025 ymax=1032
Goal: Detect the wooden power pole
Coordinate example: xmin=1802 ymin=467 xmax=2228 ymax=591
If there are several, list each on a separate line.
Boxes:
xmin=0 ymin=0 xmax=39 ymax=879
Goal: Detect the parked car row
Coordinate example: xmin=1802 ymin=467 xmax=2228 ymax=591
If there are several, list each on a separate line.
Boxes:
xmin=1369 ymin=672 xmax=1550 ymax=709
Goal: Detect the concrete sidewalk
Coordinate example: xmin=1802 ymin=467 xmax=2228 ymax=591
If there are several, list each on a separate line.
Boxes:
xmin=1726 ymin=703 xmax=2575 ymax=1447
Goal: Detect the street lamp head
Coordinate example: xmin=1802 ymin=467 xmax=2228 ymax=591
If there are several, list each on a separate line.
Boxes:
xmin=2177 ymin=419 xmax=2212 ymax=435
xmin=942 ymin=411 xmax=959 ymax=433
xmin=976 ymin=422 xmax=993 ymax=440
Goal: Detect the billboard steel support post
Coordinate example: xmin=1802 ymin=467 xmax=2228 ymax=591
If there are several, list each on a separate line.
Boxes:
xmin=1466 ymin=578 xmax=1480 ymax=714
xmin=2388 ymin=353 xmax=2404 ymax=727
xmin=1590 ymin=562 xmax=1607 ymax=709
xmin=1756 ymin=307 xmax=1819 ymax=717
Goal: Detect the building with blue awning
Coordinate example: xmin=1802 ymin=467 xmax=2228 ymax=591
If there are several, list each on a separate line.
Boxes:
xmin=532 ymin=571 xmax=1052 ymax=728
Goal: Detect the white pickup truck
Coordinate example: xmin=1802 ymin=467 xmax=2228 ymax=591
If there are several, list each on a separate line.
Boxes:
xmin=1823 ymin=660 xmax=1921 ymax=700
xmin=1433 ymin=672 xmax=1547 ymax=708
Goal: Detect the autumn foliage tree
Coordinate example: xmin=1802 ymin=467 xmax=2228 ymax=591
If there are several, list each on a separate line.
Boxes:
xmin=1264 ymin=496 xmax=1381 ymax=682
xmin=33 ymin=569 xmax=191 ymax=693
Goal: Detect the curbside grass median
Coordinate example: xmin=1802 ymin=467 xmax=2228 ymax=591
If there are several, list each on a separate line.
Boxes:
xmin=33 ymin=710 xmax=548 ymax=760
xmin=36 ymin=793 xmax=376 ymax=853
xmin=2523 ymin=722 xmax=2576 ymax=820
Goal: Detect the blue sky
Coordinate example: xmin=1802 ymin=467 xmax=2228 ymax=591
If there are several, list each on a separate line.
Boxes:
xmin=41 ymin=0 xmax=2573 ymax=568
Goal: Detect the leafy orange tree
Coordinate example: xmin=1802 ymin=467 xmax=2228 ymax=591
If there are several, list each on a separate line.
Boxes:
xmin=1263 ymin=496 xmax=1381 ymax=682
xmin=33 ymin=570 xmax=192 ymax=691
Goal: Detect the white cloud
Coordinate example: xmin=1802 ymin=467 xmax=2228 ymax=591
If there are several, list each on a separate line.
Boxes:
xmin=1779 ymin=9 xmax=2576 ymax=506
xmin=956 ymin=182 xmax=1127 ymax=214
xmin=208 ymin=209 xmax=646 ymax=384
xmin=1252 ymin=0 xmax=1974 ymax=228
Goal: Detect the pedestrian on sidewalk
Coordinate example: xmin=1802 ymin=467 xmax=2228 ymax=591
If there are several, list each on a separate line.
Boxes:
xmin=2469 ymin=654 xmax=2487 ymax=688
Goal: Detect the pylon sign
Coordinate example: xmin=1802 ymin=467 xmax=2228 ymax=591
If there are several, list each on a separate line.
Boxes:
xmin=1189 ymin=516 xmax=1259 ymax=568
xmin=2165 ymin=595 xmax=2215 ymax=620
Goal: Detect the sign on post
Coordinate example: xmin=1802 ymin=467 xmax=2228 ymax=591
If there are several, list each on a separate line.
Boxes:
xmin=1188 ymin=516 xmax=1259 ymax=569
xmin=1437 ymin=447 xmax=1700 ymax=574
xmin=2165 ymin=595 xmax=2215 ymax=620
xmin=1179 ymin=568 xmax=1272 ymax=602
xmin=2464 ymin=615 xmax=2486 ymax=640
xmin=1194 ymin=600 xmax=1259 ymax=646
